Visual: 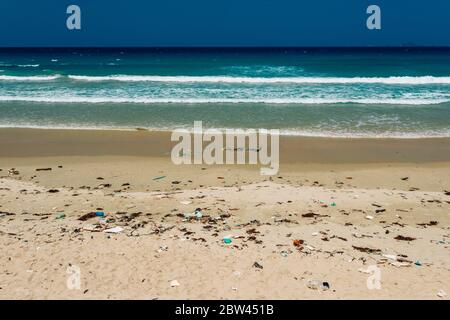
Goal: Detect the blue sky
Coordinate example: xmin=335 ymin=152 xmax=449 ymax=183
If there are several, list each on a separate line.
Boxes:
xmin=0 ymin=0 xmax=449 ymax=47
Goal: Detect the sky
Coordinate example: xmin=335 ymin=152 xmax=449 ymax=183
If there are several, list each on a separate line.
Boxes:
xmin=0 ymin=0 xmax=449 ymax=47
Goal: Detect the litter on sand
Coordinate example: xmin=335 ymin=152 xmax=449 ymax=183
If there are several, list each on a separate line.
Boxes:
xmin=95 ymin=211 xmax=105 ymax=217
xmin=307 ymin=280 xmax=330 ymax=291
xmin=104 ymin=226 xmax=124 ymax=234
xmin=153 ymin=176 xmax=166 ymax=181
xmin=223 ymin=235 xmax=232 ymax=244
xmin=83 ymin=224 xmax=105 ymax=232
xmin=78 ymin=212 xmax=97 ymax=221
xmin=170 ymin=280 xmax=180 ymax=287
xmin=437 ymin=289 xmax=447 ymax=298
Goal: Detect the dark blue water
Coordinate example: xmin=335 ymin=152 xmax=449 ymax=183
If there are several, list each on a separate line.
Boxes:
xmin=0 ymin=49 xmax=449 ymax=137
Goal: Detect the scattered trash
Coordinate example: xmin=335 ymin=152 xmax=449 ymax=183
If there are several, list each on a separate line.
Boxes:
xmin=365 ymin=215 xmax=374 ymax=220
xmin=194 ymin=209 xmax=203 ymax=219
xmin=330 ymin=202 xmax=336 ymax=207
xmin=223 ymin=235 xmax=232 ymax=244
xmin=280 ymin=251 xmax=289 ymax=257
xmin=153 ymin=176 xmax=166 ymax=181
xmin=95 ymin=211 xmax=105 ymax=217
xmin=358 ymin=268 xmax=372 ymax=274
xmin=56 ymin=213 xmax=66 ymax=219
xmin=170 ymin=280 xmax=180 ymax=287
xmin=414 ymin=260 xmax=422 ymax=266
xmin=437 ymin=289 xmax=447 ymax=298
xmin=183 ymin=212 xmax=192 ymax=219
xmin=8 ymin=168 xmax=19 ymax=175
xmin=253 ymin=262 xmax=263 ymax=269
xmin=83 ymin=224 xmax=105 ymax=232
xmin=180 ymin=201 xmax=192 ymax=205
xmin=293 ymin=239 xmax=304 ymax=247
xmin=78 ymin=212 xmax=97 ymax=221
xmin=307 ymin=280 xmax=330 ymax=291
xmin=417 ymin=221 xmax=438 ymax=227
xmin=104 ymin=226 xmax=124 ymax=234
xmin=157 ymin=245 xmax=168 ymax=252
xmin=302 ymin=212 xmax=329 ymax=218
xmin=352 ymin=246 xmax=382 ymax=254
xmin=394 ymin=235 xmax=416 ymax=241
xmin=390 ymin=261 xmax=411 ymax=268
xmin=382 ymin=254 xmax=397 ymax=261
xmin=36 ymin=168 xmax=52 ymax=171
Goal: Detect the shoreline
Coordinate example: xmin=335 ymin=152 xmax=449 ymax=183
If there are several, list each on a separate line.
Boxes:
xmin=1 ymin=128 xmax=450 ymax=164
xmin=1 ymin=125 xmax=450 ymax=139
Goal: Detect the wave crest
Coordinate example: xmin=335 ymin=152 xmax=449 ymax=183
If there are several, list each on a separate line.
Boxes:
xmin=68 ymin=75 xmax=450 ymax=85
xmin=0 ymin=96 xmax=447 ymax=105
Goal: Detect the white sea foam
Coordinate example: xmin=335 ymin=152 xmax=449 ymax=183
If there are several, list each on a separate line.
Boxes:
xmin=0 ymin=75 xmax=60 ymax=81
xmin=0 ymin=96 xmax=448 ymax=105
xmin=0 ymin=123 xmax=448 ymax=139
xmin=68 ymin=75 xmax=450 ymax=85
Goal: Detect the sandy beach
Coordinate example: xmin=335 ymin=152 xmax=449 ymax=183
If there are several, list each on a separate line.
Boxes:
xmin=0 ymin=128 xmax=449 ymax=299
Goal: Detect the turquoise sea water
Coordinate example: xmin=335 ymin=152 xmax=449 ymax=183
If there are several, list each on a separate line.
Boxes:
xmin=0 ymin=49 xmax=449 ymax=137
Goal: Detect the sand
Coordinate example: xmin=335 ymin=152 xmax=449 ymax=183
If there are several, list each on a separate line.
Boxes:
xmin=0 ymin=128 xmax=449 ymax=299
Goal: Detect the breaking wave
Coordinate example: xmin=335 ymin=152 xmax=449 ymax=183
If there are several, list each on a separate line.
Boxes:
xmin=67 ymin=75 xmax=450 ymax=85
xmin=0 ymin=96 xmax=448 ymax=105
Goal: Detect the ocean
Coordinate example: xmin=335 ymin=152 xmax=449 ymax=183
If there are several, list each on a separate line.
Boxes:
xmin=0 ymin=48 xmax=449 ymax=138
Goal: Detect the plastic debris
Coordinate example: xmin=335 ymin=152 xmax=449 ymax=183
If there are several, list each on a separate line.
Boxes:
xmin=358 ymin=268 xmax=372 ymax=274
xmin=390 ymin=261 xmax=411 ymax=267
xmin=307 ymin=280 xmax=330 ymax=291
xmin=78 ymin=212 xmax=97 ymax=221
xmin=365 ymin=215 xmax=374 ymax=220
xmin=414 ymin=260 xmax=422 ymax=266
xmin=104 ymin=226 xmax=124 ymax=234
xmin=330 ymin=202 xmax=336 ymax=207
xmin=95 ymin=211 xmax=105 ymax=217
xmin=153 ymin=176 xmax=166 ymax=181
xmin=157 ymin=245 xmax=168 ymax=252
xmin=83 ymin=224 xmax=105 ymax=232
xmin=223 ymin=236 xmax=232 ymax=244
xmin=293 ymin=239 xmax=304 ymax=247
xmin=180 ymin=201 xmax=192 ymax=205
xmin=382 ymin=254 xmax=397 ymax=261
xmin=56 ymin=213 xmax=66 ymax=219
xmin=183 ymin=212 xmax=192 ymax=219
xmin=437 ymin=289 xmax=447 ymax=298
xmin=194 ymin=209 xmax=203 ymax=219
xmin=170 ymin=280 xmax=180 ymax=287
